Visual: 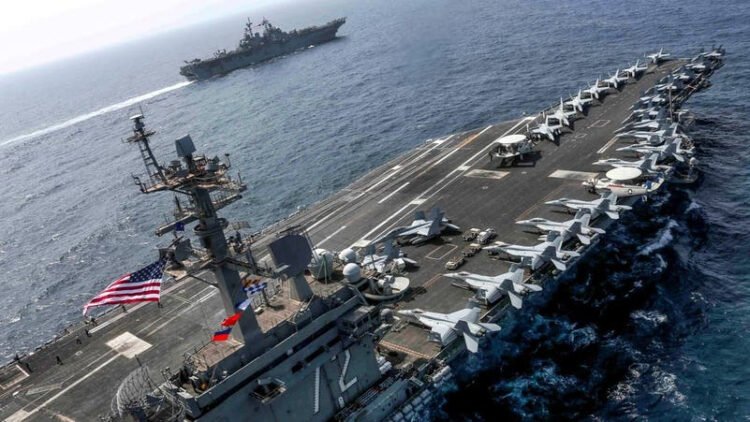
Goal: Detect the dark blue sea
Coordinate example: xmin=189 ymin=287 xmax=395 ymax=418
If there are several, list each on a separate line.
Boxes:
xmin=1 ymin=0 xmax=748 ymax=419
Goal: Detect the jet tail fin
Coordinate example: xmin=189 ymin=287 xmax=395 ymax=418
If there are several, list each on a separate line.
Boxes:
xmin=520 ymin=282 xmax=543 ymax=292
xmin=507 ymin=290 xmax=523 ymax=309
xmin=550 ymin=258 xmax=567 ymax=271
xmin=576 ymin=233 xmax=592 ymax=245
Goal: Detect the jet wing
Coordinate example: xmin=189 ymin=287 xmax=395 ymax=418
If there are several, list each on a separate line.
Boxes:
xmin=501 ymin=246 xmax=539 ymax=258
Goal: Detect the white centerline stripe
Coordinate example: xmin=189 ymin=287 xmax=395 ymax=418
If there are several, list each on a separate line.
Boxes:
xmin=359 ymin=118 xmax=531 ymax=243
xmin=378 ymin=182 xmax=410 ymax=204
xmin=597 ymin=137 xmax=618 ymax=154
xmin=364 ymin=169 xmax=399 ymax=193
xmin=432 ymin=126 xmax=492 ymax=167
xmin=317 ymin=225 xmax=348 ymax=246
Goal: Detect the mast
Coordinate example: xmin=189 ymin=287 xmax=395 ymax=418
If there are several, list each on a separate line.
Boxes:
xmin=125 ymin=114 xmax=265 ymax=350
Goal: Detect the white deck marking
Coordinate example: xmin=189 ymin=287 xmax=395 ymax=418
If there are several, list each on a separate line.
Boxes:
xmin=378 ymin=182 xmax=410 ymax=204
xmin=145 ymin=290 xmax=215 ymax=336
xmin=457 ymin=165 xmax=470 ymax=171
xmin=364 ymin=169 xmax=399 ymax=192
xmin=21 ymin=354 xmax=119 ymax=420
xmin=589 ymin=119 xmax=610 ymax=128
xmin=106 ymin=332 xmax=152 ymax=358
xmin=465 ymin=169 xmax=509 ymax=180
xmin=548 ymin=170 xmax=599 ymax=181
xmin=6 ymin=410 xmax=30 ymax=422
xmin=405 ymin=135 xmax=454 ymax=166
xmin=597 ymin=137 xmax=618 ymax=154
xmin=317 ymin=225 xmax=347 ymax=246
xmin=425 ymin=244 xmax=458 ymax=260
xmin=357 ymin=118 xmax=531 ymax=244
xmin=307 ymin=201 xmax=354 ymax=231
xmin=0 ymin=365 xmax=29 ymax=390
xmin=432 ymin=126 xmax=492 ymax=166
xmin=25 ymin=383 xmax=62 ymax=396
xmin=358 ymin=203 xmax=413 ymax=243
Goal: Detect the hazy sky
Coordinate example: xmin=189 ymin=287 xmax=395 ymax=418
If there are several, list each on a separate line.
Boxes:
xmin=0 ymin=0 xmax=283 ymax=75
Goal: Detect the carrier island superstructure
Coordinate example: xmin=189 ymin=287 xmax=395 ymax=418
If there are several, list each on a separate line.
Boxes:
xmin=0 ymin=47 xmax=724 ymax=421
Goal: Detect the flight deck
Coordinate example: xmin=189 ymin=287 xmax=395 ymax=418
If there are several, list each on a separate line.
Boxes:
xmin=0 ymin=58 xmax=699 ymax=421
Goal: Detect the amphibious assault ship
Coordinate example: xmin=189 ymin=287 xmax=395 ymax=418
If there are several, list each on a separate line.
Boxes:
xmin=179 ymin=18 xmax=346 ymax=81
xmin=0 ymin=47 xmax=724 ymax=421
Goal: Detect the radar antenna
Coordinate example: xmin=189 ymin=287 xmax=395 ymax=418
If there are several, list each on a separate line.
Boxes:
xmin=124 ymin=115 xmax=265 ymax=350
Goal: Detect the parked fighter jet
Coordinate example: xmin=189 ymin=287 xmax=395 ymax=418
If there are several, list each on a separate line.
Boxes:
xmin=397 ymin=304 xmax=501 ymax=352
xmin=554 ymin=98 xmax=578 ymax=125
xmin=672 ymin=66 xmax=698 ymax=84
xmin=375 ymin=207 xmax=460 ymax=245
xmin=647 ymin=48 xmax=671 ymax=64
xmin=603 ymin=69 xmax=630 ymax=89
xmin=484 ymin=231 xmax=580 ymax=271
xmin=529 ymin=121 xmax=558 ymax=142
xmin=564 ymin=90 xmax=589 ymax=112
xmin=616 ymin=123 xmax=680 ymax=144
xmin=545 ymin=192 xmax=632 ymax=220
xmin=622 ymin=60 xmax=648 ymax=79
xmin=654 ymin=75 xmax=684 ymax=93
xmin=593 ymin=153 xmax=662 ymax=172
xmin=516 ymin=210 xmax=605 ymax=245
xmin=443 ymin=264 xmax=541 ymax=308
xmin=616 ymin=137 xmax=693 ymax=162
xmin=584 ymin=79 xmax=609 ymax=100
xmin=704 ymin=45 xmax=725 ymax=61
xmin=361 ymin=242 xmax=418 ymax=273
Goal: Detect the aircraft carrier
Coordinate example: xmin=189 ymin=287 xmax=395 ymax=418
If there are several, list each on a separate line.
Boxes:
xmin=0 ymin=48 xmax=723 ymax=421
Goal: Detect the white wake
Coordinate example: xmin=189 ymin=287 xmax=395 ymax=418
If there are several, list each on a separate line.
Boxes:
xmin=0 ymin=80 xmax=192 ymax=148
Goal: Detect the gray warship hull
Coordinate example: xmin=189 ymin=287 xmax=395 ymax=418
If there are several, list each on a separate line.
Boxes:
xmin=0 ymin=53 xmax=722 ymax=422
xmin=179 ymin=19 xmax=345 ymax=81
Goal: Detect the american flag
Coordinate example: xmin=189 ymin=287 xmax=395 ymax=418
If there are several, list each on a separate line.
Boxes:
xmin=83 ymin=259 xmax=167 ymax=315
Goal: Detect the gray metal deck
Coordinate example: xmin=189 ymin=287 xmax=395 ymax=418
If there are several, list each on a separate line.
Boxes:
xmin=0 ymin=60 xmax=682 ymax=421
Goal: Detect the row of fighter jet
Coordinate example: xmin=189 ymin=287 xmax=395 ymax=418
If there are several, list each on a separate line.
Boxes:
xmin=584 ymin=47 xmax=725 ymax=196
xmin=529 ymin=55 xmax=653 ymax=143
xmin=391 ymin=47 xmax=725 ymax=354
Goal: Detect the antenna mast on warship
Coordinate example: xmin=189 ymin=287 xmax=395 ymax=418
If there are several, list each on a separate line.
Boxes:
xmin=125 ymin=114 xmax=265 ymax=349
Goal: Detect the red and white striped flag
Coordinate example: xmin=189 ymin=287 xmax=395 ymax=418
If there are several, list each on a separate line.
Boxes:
xmin=83 ymin=259 xmax=166 ymax=315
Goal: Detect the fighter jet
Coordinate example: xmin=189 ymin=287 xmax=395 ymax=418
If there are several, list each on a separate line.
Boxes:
xmin=484 ymin=231 xmax=580 ymax=271
xmin=529 ymin=121 xmax=559 ymax=142
xmin=443 ymin=265 xmax=541 ymax=308
xmin=375 ymin=207 xmax=460 ymax=245
xmin=616 ymin=123 xmax=681 ymax=144
xmin=603 ymin=69 xmax=630 ymax=90
xmin=361 ymin=242 xmax=418 ymax=273
xmin=545 ymin=192 xmax=632 ymax=220
xmin=647 ymin=48 xmax=671 ymax=64
xmin=654 ymin=75 xmax=684 ymax=93
xmin=672 ymin=66 xmax=698 ymax=84
xmin=622 ymin=107 xmax=662 ymax=125
xmin=688 ymin=59 xmax=709 ymax=73
xmin=554 ymin=98 xmax=578 ymax=125
xmin=397 ymin=304 xmax=500 ymax=353
xmin=704 ymin=45 xmax=725 ymax=61
xmin=593 ymin=153 xmax=662 ymax=173
xmin=622 ymin=60 xmax=648 ymax=79
xmin=564 ymin=91 xmax=589 ymax=113
xmin=516 ymin=210 xmax=605 ymax=245
xmin=616 ymin=137 xmax=693 ymax=162
xmin=584 ymin=79 xmax=609 ymax=100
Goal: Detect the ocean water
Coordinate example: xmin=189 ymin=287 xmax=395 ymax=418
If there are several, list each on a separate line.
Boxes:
xmin=1 ymin=0 xmax=748 ymax=419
